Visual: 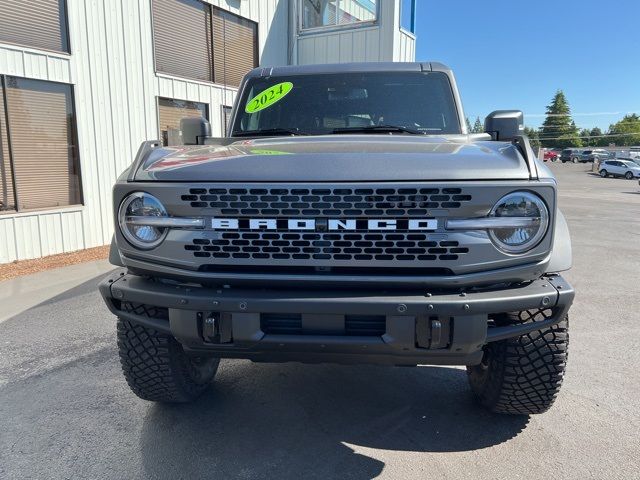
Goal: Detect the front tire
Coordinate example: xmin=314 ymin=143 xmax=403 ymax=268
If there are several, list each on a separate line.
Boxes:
xmin=600 ymin=169 xmax=608 ymax=178
xmin=117 ymin=318 xmax=220 ymax=403
xmin=625 ymin=171 xmax=634 ymax=179
xmin=467 ymin=312 xmax=569 ymax=415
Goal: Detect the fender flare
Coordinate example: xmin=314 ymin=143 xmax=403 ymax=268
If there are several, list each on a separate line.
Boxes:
xmin=109 ymin=235 xmax=125 ymax=267
xmin=546 ymin=209 xmax=572 ymax=273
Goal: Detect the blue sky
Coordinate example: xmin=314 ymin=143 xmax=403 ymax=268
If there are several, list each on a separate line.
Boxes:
xmin=414 ymin=0 xmax=640 ymax=131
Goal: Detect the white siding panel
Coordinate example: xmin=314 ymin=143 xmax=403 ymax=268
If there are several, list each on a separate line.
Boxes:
xmin=326 ymin=35 xmax=340 ymax=63
xmin=0 ymin=218 xmax=17 ymax=263
xmin=23 ymin=52 xmax=48 ymax=79
xmin=14 ymin=216 xmax=41 ymax=260
xmin=47 ymin=56 xmax=71 ymax=83
xmin=38 ymin=213 xmax=64 ymax=256
xmin=0 ymin=46 xmax=25 ymax=76
xmin=61 ymin=210 xmax=85 ymax=252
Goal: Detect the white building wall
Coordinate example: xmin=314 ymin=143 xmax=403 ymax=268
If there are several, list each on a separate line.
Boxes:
xmin=0 ymin=0 xmax=417 ymax=265
xmin=0 ymin=0 xmax=288 ymax=264
xmin=294 ymin=0 xmax=416 ymax=64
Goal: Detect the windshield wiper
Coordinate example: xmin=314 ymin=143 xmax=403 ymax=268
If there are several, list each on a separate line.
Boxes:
xmin=233 ymin=128 xmax=309 ymax=137
xmin=332 ymin=125 xmax=425 ymax=135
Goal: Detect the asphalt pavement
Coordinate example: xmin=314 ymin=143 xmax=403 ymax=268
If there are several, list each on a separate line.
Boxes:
xmin=1 ymin=163 xmax=639 ymax=479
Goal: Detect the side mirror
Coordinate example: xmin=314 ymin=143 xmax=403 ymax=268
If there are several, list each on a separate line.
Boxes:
xmin=180 ymin=117 xmax=211 ymax=145
xmin=484 ymin=110 xmax=524 ymax=141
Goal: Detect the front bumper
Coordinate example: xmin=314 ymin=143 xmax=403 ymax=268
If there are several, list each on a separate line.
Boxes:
xmin=100 ymin=271 xmax=574 ymax=366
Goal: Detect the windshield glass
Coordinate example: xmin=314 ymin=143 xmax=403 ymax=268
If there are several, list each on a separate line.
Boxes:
xmin=231 ymin=72 xmax=461 ymax=136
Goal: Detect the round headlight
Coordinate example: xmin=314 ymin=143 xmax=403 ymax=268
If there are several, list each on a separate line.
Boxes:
xmin=118 ymin=192 xmax=168 ymax=249
xmin=488 ymin=191 xmax=549 ymax=254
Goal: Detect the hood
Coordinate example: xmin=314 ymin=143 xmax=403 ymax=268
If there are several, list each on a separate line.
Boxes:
xmin=133 ymin=135 xmax=531 ymax=182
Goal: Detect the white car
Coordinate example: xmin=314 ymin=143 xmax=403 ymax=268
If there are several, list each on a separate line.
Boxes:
xmin=599 ymin=159 xmax=640 ymax=179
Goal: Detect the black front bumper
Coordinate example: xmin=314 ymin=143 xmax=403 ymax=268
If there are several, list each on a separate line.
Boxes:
xmin=99 ymin=271 xmax=574 ymax=366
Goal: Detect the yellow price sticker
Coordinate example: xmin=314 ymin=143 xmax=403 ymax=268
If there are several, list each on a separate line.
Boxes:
xmin=245 ymin=82 xmax=293 ymax=113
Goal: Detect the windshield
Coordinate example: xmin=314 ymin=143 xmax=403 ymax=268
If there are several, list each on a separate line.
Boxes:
xmin=231 ymin=72 xmax=461 ymax=136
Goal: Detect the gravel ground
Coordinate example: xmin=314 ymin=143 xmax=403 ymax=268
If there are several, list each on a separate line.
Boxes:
xmin=0 ymin=163 xmax=638 ymax=480
xmin=0 ymin=246 xmax=109 ymax=282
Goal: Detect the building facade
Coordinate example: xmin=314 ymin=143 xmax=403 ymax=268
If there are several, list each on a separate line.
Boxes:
xmin=0 ymin=0 xmax=416 ymax=264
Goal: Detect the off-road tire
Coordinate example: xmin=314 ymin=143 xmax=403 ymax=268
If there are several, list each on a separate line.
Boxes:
xmin=117 ymin=318 xmax=220 ymax=403
xmin=467 ymin=312 xmax=569 ymax=415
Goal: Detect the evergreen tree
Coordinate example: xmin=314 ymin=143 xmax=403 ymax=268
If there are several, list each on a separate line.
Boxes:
xmin=472 ymin=116 xmax=484 ymax=133
xmin=465 ymin=117 xmax=472 ymax=133
xmin=589 ymin=127 xmax=605 ymax=147
xmin=524 ymin=126 xmax=540 ymax=151
xmin=539 ymin=90 xmax=582 ymax=148
xmin=579 ymin=128 xmax=592 ymax=146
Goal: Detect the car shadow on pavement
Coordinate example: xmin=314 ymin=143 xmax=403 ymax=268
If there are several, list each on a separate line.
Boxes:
xmin=139 ymin=361 xmax=529 ymax=479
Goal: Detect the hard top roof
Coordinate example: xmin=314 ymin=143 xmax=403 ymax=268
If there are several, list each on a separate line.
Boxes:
xmin=245 ymin=62 xmax=452 ymax=79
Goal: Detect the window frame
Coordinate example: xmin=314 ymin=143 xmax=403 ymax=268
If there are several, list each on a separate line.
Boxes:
xmin=0 ymin=0 xmax=71 ymax=55
xmin=399 ymin=0 xmax=417 ymax=34
xmin=150 ymin=0 xmax=258 ymax=87
xmin=298 ymin=0 xmax=380 ymax=34
xmin=156 ymin=96 xmax=210 ymax=146
xmin=0 ymin=74 xmax=83 ymax=215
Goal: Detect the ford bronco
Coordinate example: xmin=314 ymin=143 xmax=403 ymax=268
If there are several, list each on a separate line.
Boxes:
xmin=100 ymin=62 xmax=574 ymax=415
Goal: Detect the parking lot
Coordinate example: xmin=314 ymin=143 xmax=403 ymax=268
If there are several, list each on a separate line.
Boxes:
xmin=0 ymin=163 xmax=638 ymax=480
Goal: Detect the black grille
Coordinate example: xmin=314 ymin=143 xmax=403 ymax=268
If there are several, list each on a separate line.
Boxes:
xmin=345 ymin=315 xmax=386 ymax=336
xmin=261 ymin=313 xmax=302 ymax=335
xmin=260 ymin=314 xmax=386 ymax=336
xmin=185 ymin=233 xmax=469 ymax=262
xmin=180 ymin=187 xmax=472 ymax=216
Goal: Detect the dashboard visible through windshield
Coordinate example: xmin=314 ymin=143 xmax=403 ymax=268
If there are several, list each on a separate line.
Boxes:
xmin=231 ymin=71 xmax=461 ymax=137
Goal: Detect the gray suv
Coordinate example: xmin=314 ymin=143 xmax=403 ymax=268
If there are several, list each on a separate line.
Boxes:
xmin=100 ymin=63 xmax=574 ymax=415
xmin=560 ymin=148 xmax=582 ymax=163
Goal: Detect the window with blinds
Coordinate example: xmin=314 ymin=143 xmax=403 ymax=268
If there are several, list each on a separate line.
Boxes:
xmin=0 ymin=76 xmax=82 ymax=213
xmin=152 ymin=0 xmax=257 ymax=87
xmin=158 ymin=97 xmax=209 ymax=146
xmin=152 ymin=0 xmax=213 ymax=82
xmin=0 ymin=0 xmax=70 ymax=53
xmin=0 ymin=80 xmax=16 ymax=212
xmin=212 ymin=8 xmax=258 ymax=87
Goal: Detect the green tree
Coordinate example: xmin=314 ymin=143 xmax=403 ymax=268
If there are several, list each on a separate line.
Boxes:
xmin=607 ymin=114 xmax=640 ymax=146
xmin=472 ymin=116 xmax=484 ymax=133
xmin=589 ymin=127 xmax=607 ymax=147
xmin=524 ymin=126 xmax=540 ymax=151
xmin=539 ymin=90 xmax=582 ymax=148
xmin=579 ymin=128 xmax=592 ymax=146
xmin=465 ymin=117 xmax=472 ymax=133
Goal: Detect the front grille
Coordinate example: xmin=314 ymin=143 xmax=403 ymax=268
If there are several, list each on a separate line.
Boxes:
xmin=260 ymin=313 xmax=386 ymax=336
xmin=180 ymin=187 xmax=472 ymax=217
xmin=185 ymin=233 xmax=469 ymax=262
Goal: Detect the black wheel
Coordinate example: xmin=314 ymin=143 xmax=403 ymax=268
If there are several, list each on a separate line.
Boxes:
xmin=625 ymin=171 xmax=634 ymax=179
xmin=467 ymin=311 xmax=569 ymax=415
xmin=600 ymin=169 xmax=608 ymax=178
xmin=117 ymin=318 xmax=219 ymax=403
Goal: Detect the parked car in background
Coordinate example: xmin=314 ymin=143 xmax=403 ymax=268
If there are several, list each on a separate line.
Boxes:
xmin=560 ymin=148 xmax=582 ymax=163
xmin=543 ymin=150 xmax=558 ymax=162
xmin=599 ymin=159 xmax=640 ymax=179
xmin=581 ymin=149 xmax=612 ymax=163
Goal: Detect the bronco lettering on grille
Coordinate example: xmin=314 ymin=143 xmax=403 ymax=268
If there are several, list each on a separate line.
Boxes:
xmin=211 ymin=218 xmax=437 ymax=231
